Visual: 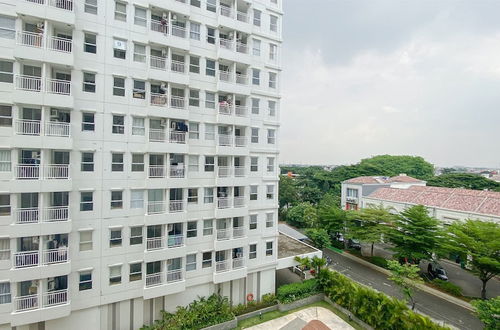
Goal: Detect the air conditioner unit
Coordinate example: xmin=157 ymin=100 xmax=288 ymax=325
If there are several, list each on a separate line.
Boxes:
xmin=113 ymin=39 xmax=126 ymax=51
xmin=160 ymin=83 xmax=167 ymax=91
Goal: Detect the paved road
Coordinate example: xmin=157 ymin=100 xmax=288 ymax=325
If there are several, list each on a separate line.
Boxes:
xmin=324 ymin=249 xmax=484 ymax=330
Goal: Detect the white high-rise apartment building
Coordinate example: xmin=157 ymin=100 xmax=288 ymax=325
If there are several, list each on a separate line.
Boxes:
xmin=0 ymin=0 xmax=282 ymax=328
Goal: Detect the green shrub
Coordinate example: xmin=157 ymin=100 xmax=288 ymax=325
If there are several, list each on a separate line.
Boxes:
xmin=330 ymin=240 xmax=344 ymax=250
xmin=231 ymin=294 xmax=277 ymax=316
xmin=277 ymin=279 xmax=320 ymax=304
xmin=370 ymin=256 xmax=388 ymax=268
xmin=432 ymin=279 xmax=462 ymax=297
xmin=141 ymin=294 xmax=234 ymax=330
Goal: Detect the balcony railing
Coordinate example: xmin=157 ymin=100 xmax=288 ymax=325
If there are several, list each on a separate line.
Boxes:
xmin=167 ymin=269 xmax=183 ymax=282
xmin=46 ymin=78 xmax=71 ymax=95
xmin=14 ymin=289 xmax=69 ymax=312
xmin=43 ymin=206 xmax=69 ymax=222
xmin=169 ymin=131 xmax=186 ymax=144
xmin=216 ymin=229 xmax=231 ymax=241
xmin=48 ymin=0 xmax=73 ymax=11
xmin=235 ymin=73 xmax=247 ymax=85
xmin=14 ymin=294 xmax=39 ymax=312
xmin=14 ymin=75 xmax=72 ymax=95
xmin=236 ymin=42 xmax=248 ymax=54
xmin=15 ymin=208 xmax=39 ymax=224
xmin=45 ymin=121 xmax=70 ymax=137
xmin=216 ymin=260 xmax=230 ymax=273
xmin=218 ymin=134 xmax=233 ymax=146
xmin=171 ymin=60 xmax=185 ymax=73
xmin=150 ymin=55 xmax=167 ymax=70
xmin=150 ymin=93 xmax=168 ymax=106
xmin=147 ymin=201 xmax=166 ymax=214
xmin=44 ymin=164 xmax=70 ymax=179
xmin=237 ymin=11 xmax=249 ymax=23
xmin=218 ymin=103 xmax=232 ymax=115
xmin=15 ymin=75 xmax=42 ymax=92
xmin=170 ymin=165 xmax=185 ymax=178
xmin=218 ymin=166 xmax=231 ymax=178
xmin=235 ymin=105 xmax=247 ymax=117
xmin=15 ymin=206 xmax=69 ymax=224
xmin=233 ymin=226 xmax=245 ymax=238
xmin=170 ymin=96 xmax=186 ymax=109
xmin=167 ymin=234 xmax=184 ymax=248
xmin=149 ymin=165 xmax=166 ymax=178
xmin=145 ymin=272 xmax=163 ymax=287
xmin=48 ymin=36 xmax=72 ymax=53
xmin=219 ymin=70 xmax=232 ymax=81
xmin=42 ymin=289 xmax=68 ymax=307
xmin=233 ymin=197 xmax=245 ymax=208
xmin=232 ymin=257 xmax=244 ymax=269
xmin=219 ymin=38 xmax=233 ymax=50
xmin=234 ymin=166 xmax=246 ymax=177
xmin=235 ymin=136 xmax=246 ymax=147
xmin=171 ymin=25 xmax=186 ymax=38
xmin=150 ymin=19 xmax=168 ymax=34
xmin=169 ymin=200 xmax=184 ymax=213
xmin=220 ymin=6 xmax=233 ymax=18
xmin=15 ymin=120 xmax=70 ymax=137
xmin=15 ymin=165 xmax=40 ymax=180
xmin=15 ymin=119 xmax=41 ymax=135
xmin=217 ymin=197 xmax=232 ymax=209
xmin=42 ymin=247 xmax=68 ymax=264
xmin=149 ymin=129 xmax=166 ymax=142
xmin=146 ymin=237 xmax=164 ymax=250
xmin=13 ymin=251 xmax=39 ymax=268
xmin=17 ymin=31 xmax=44 ymax=48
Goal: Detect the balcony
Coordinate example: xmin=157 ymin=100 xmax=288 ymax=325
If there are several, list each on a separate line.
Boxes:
xmin=12 ymin=248 xmax=68 ymax=269
xmin=219 ymin=38 xmax=233 ymax=51
xmin=233 ymin=197 xmax=245 ymax=208
xmin=14 ymin=289 xmax=69 ymax=313
xmin=217 ymin=166 xmax=232 ymax=178
xmin=146 ymin=201 xmax=165 ymax=215
xmin=15 ymin=120 xmax=70 ymax=137
xmin=145 ymin=269 xmax=182 ymax=288
xmin=215 ymin=259 xmax=230 ymax=273
xmin=235 ymin=73 xmax=248 ymax=85
xmin=150 ymin=56 xmax=167 ymax=71
xmin=16 ymin=31 xmax=73 ymax=64
xmin=170 ymin=96 xmax=186 ymax=110
xmin=15 ymin=206 xmax=69 ymax=224
xmin=169 ymin=200 xmax=184 ymax=213
xmin=146 ymin=235 xmax=184 ymax=251
xmin=218 ymin=103 xmax=232 ymax=115
xmin=236 ymin=42 xmax=248 ymax=54
xmin=232 ymin=226 xmax=245 ymax=238
xmin=218 ymin=134 xmax=233 ymax=146
xmin=169 ymin=131 xmax=186 ymax=144
xmin=235 ymin=105 xmax=247 ymax=117
xmin=149 ymin=129 xmax=166 ymax=142
xmin=24 ymin=0 xmax=73 ymax=11
xmin=236 ymin=11 xmax=249 ymax=23
xmin=169 ymin=165 xmax=185 ymax=178
xmin=234 ymin=166 xmax=245 ymax=177
xmin=216 ymin=227 xmax=246 ymax=241
xmin=148 ymin=165 xmax=166 ymax=178
xmin=146 ymin=201 xmax=185 ymax=215
xmin=14 ymin=75 xmax=72 ymax=103
xmin=217 ymin=197 xmax=232 ymax=209
xmin=235 ymin=136 xmax=247 ymax=147
xmin=15 ymin=164 xmax=70 ymax=180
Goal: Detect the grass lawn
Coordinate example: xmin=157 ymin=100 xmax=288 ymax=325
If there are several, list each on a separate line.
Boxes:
xmin=235 ymin=301 xmax=364 ymax=330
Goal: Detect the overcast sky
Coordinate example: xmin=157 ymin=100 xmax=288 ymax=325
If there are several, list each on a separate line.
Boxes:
xmin=280 ymin=0 xmax=500 ymax=168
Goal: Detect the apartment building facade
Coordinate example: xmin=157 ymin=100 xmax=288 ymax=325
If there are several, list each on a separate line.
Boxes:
xmin=0 ymin=0 xmax=282 ymax=328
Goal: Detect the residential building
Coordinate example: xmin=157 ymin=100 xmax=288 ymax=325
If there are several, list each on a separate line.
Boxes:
xmin=0 ymin=0 xmax=315 ymax=328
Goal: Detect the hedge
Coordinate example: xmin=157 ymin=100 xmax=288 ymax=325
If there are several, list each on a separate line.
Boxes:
xmin=277 ymin=279 xmax=320 ymax=304
xmin=432 ymin=279 xmax=462 ymax=297
xmin=231 ymin=294 xmax=277 ymax=316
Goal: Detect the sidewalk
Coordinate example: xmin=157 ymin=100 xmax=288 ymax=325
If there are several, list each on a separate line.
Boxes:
xmin=330 ymin=249 xmax=475 ymax=312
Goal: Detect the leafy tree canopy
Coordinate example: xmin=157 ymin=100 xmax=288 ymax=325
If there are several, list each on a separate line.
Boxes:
xmin=285 ymin=202 xmax=317 ymax=228
xmin=305 ymin=228 xmax=331 ymax=249
xmin=427 ymin=173 xmax=500 ymax=192
xmin=472 ymin=297 xmax=500 ymax=330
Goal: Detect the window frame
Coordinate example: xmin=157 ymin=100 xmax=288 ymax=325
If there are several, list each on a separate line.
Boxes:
xmin=79 ymin=230 xmax=93 ymax=251
xmin=111 ymin=190 xmax=123 ymax=209
xmin=130 ymin=226 xmax=143 ymax=245
xmin=80 ymin=192 xmax=93 ymax=211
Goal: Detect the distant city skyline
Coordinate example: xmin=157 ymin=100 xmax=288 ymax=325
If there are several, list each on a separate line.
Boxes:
xmin=280 ymin=0 xmax=500 ymax=168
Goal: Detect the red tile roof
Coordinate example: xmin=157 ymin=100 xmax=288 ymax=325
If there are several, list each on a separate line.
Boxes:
xmin=367 ymin=186 xmax=500 ymax=217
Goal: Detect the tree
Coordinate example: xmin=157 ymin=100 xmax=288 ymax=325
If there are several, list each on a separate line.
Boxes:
xmin=348 ymin=205 xmax=396 ymax=256
xmin=279 ymin=176 xmax=299 ymax=208
xmin=318 ymin=205 xmax=349 ymax=245
xmin=387 ymin=260 xmax=423 ymax=310
xmin=388 ymin=205 xmax=441 ymax=264
xmin=305 ymin=228 xmax=331 ymax=249
xmin=285 ymin=202 xmax=317 ymax=228
xmin=427 ymin=173 xmax=500 ymax=192
xmin=358 ymin=155 xmax=434 ymax=180
xmin=444 ymin=220 xmax=500 ymax=299
xmin=472 ymin=297 xmax=500 ymax=330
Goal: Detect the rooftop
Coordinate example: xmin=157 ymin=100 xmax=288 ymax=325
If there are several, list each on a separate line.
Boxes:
xmin=278 ymin=223 xmax=308 ymax=241
xmin=278 ymin=233 xmax=317 ymax=259
xmin=343 ymin=174 xmax=424 ymax=184
xmin=367 ymin=185 xmax=500 ymax=217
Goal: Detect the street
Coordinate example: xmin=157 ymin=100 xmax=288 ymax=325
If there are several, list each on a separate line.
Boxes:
xmin=323 ymin=249 xmax=484 ymax=330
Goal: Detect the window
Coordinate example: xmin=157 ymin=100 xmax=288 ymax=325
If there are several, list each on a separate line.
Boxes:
xmin=267 ymin=129 xmax=276 ymax=144
xmin=266 ymin=185 xmax=274 ymax=200
xmin=112 ymin=115 xmax=124 ymax=134
xmin=269 ymin=43 xmax=277 ymax=60
xmin=249 ymin=244 xmax=257 ymax=259
xmin=270 ymin=15 xmax=278 ymax=32
xmin=187 ymin=221 xmax=197 ymax=238
xmin=113 ymin=77 xmax=125 ymax=96
xmin=269 ymin=72 xmax=277 ymax=89
xmin=131 ymin=117 xmax=145 ymax=136
xmin=206 ymin=0 xmax=216 ymax=12
xmin=81 ymin=152 xmax=94 ymax=172
xmin=0 ymin=150 xmax=10 ymax=171
xmin=0 ymin=105 xmax=12 ymax=126
xmin=268 ymin=101 xmax=276 ymax=117
xmin=0 ymin=238 xmax=9 ymax=260
xmin=191 ymin=0 xmax=201 ymax=7
xmin=267 ymin=157 xmax=274 ymax=172
xmin=132 ymin=79 xmax=146 ymax=99
xmin=266 ymin=241 xmax=273 ymax=256
xmin=113 ymin=39 xmax=127 ymax=59
xmin=188 ymin=188 xmax=198 ymax=203
xmin=251 ymin=128 xmax=259 ymax=143
xmin=204 ymin=187 xmax=214 ymax=203
xmin=205 ymin=123 xmax=215 ymax=140
xmin=0 ymin=282 xmax=11 ymax=304
xmin=190 ymin=22 xmax=200 ymax=40
xmin=250 ymin=185 xmax=258 ymax=201
xmin=111 ymin=153 xmax=124 ymax=171
xmin=109 ymin=265 xmax=122 ymax=285
xmin=84 ymin=33 xmax=97 ymax=54
xmin=252 ymin=39 xmax=261 ymax=56
xmin=79 ymin=230 xmax=92 ymax=251
xmin=79 ymin=271 xmax=92 ymax=291
xmin=266 ymin=213 xmax=274 ymax=228
xmin=206 ymin=59 xmax=215 ymax=76
xmin=205 ymin=92 xmax=215 ymax=109
xmin=189 ymin=89 xmax=200 ymax=107
xmin=252 ymin=69 xmax=260 ymax=85
xmin=204 ymin=156 xmax=214 ymax=172
xmin=134 ymin=6 xmax=147 ymax=26
xmin=186 ymin=254 xmax=196 ymax=271
xmin=202 ymin=252 xmax=212 ymax=268
xmin=189 ymin=56 xmax=200 ymax=73
xmin=110 ymin=228 xmax=122 ymax=247
xmin=189 ymin=122 xmax=199 ymax=139
xmin=207 ymin=27 xmax=216 ymax=44
xmin=250 ymin=157 xmax=258 ymax=172
xmin=251 ymin=98 xmax=260 ymax=115
xmin=84 ymin=0 xmax=97 ymax=14
xmin=130 ymin=226 xmax=143 ymax=245
xmin=131 ymin=154 xmax=144 ymax=172
xmin=115 ymin=2 xmax=127 ymax=21
xmin=111 ymin=191 xmax=123 ymax=209
xmin=346 ymin=188 xmax=359 ymax=198
xmin=0 ymin=15 xmax=15 ymax=39
xmin=133 ymin=44 xmax=146 ymax=63
xmin=253 ymin=9 xmax=261 ymax=26
xmin=80 ymin=192 xmax=93 ymax=211
xmin=203 ymin=219 xmax=213 ymax=236
xmin=0 ymin=61 xmax=13 ymax=83
xmin=0 ymin=194 xmax=10 ymax=216
xmin=188 ymin=155 xmax=199 ymax=172
xmin=129 ymin=263 xmax=142 ymax=281
xmin=83 ymin=72 xmax=96 ymax=93
xmin=82 ymin=112 xmax=95 ymax=131
xmin=130 ymin=189 xmax=144 ymax=208
xmin=249 ymin=214 xmax=257 ymax=230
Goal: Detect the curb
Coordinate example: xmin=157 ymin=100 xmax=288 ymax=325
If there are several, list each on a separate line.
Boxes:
xmin=328 ymin=249 xmax=475 ymax=312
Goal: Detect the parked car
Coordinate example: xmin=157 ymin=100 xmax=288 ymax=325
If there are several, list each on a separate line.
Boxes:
xmin=347 ymin=239 xmax=361 ymax=250
xmin=428 ymin=262 xmax=448 ymax=281
xmin=331 ymin=233 xmax=345 ymax=242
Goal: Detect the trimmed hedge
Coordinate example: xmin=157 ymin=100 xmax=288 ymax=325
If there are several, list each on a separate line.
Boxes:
xmin=319 ymin=269 xmax=448 ymax=330
xmin=370 ymin=256 xmax=389 ymax=269
xmin=432 ymin=279 xmax=462 ymax=297
xmin=231 ymin=294 xmax=277 ymax=316
xmin=277 ymin=279 xmax=320 ymax=304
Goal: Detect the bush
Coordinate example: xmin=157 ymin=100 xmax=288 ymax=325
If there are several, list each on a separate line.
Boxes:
xmin=432 ymin=279 xmax=462 ymax=297
xmin=277 ymin=279 xmax=320 ymax=304
xmin=370 ymin=256 xmax=389 ymax=269
xmin=231 ymin=294 xmax=277 ymax=316
xmin=330 ymin=240 xmax=344 ymax=250
xmin=141 ymin=294 xmax=234 ymax=330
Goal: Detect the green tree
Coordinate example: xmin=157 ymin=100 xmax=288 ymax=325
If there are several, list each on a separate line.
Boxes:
xmin=444 ymin=220 xmax=500 ymax=299
xmin=279 ymin=176 xmax=299 ymax=208
xmin=388 ymin=205 xmax=441 ymax=263
xmin=318 ymin=205 xmax=349 ymax=245
xmin=427 ymin=173 xmax=500 ymax=191
xmin=472 ymin=297 xmax=500 ymax=329
xmin=348 ymin=205 xmax=396 ymax=256
xmin=285 ymin=202 xmax=316 ymax=228
xmin=387 ymin=260 xmax=423 ymax=310
xmin=358 ymin=155 xmax=435 ymax=180
xmin=305 ymin=228 xmax=331 ymax=249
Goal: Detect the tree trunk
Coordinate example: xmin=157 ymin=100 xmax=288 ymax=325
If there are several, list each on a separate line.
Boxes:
xmin=481 ymin=279 xmax=488 ymax=299
xmin=371 ymin=242 xmax=374 ymax=257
